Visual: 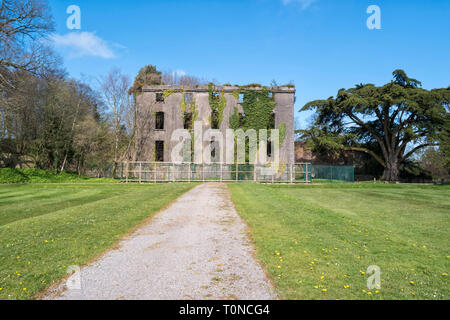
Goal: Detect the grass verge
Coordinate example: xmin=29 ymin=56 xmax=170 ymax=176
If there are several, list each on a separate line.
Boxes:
xmin=0 ymin=183 xmax=196 ymax=299
xmin=0 ymin=168 xmax=117 ymax=184
xmin=228 ymin=183 xmax=449 ymax=300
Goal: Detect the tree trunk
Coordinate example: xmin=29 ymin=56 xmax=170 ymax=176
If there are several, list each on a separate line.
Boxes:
xmin=381 ymin=157 xmax=400 ymax=182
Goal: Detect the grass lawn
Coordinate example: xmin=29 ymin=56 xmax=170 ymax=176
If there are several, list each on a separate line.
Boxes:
xmin=0 ymin=168 xmax=118 ymax=184
xmin=228 ymin=183 xmax=450 ymax=300
xmin=0 ymin=183 xmax=196 ymax=300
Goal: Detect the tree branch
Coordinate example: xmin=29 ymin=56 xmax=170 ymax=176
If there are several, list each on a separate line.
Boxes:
xmin=344 ymin=146 xmax=386 ymax=167
xmin=401 ymin=143 xmax=438 ymax=163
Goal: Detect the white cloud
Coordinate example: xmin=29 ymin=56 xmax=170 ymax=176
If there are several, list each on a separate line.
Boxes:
xmin=282 ymin=0 xmax=318 ymax=10
xmin=50 ymin=32 xmax=118 ymax=59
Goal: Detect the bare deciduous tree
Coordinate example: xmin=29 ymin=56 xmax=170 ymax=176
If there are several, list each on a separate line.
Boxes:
xmin=162 ymin=70 xmax=206 ymax=86
xmin=99 ymin=69 xmax=135 ymax=174
xmin=0 ymin=0 xmax=54 ymax=87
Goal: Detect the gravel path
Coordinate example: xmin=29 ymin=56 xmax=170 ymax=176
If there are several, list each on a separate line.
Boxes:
xmin=44 ymin=183 xmax=277 ymax=300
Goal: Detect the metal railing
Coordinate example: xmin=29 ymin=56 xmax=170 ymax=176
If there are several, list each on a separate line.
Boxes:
xmin=118 ymin=162 xmax=312 ymax=184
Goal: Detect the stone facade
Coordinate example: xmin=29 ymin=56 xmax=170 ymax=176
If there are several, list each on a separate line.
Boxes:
xmin=135 ymin=85 xmax=295 ymax=164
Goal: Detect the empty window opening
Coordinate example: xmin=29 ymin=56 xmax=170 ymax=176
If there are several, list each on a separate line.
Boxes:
xmin=156 ymin=92 xmax=164 ymax=102
xmin=211 ymin=110 xmax=219 ymax=129
xmin=184 ymin=112 xmax=193 ymax=130
xmin=155 ymin=141 xmax=164 ymax=162
xmin=268 ymin=91 xmax=273 ymax=99
xmin=155 ymin=112 xmax=165 ymax=130
xmin=239 ymin=113 xmax=246 ymax=127
xmin=238 ymin=93 xmax=244 ymax=103
xmin=212 ymin=92 xmax=220 ymax=99
xmin=267 ymin=140 xmax=272 ymax=158
xmin=210 ymin=140 xmax=216 ymax=160
xmin=268 ymin=113 xmax=275 ymax=129
xmin=184 ymin=93 xmax=193 ymax=103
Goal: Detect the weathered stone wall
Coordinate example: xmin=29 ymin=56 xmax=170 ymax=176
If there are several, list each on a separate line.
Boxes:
xmin=135 ymin=85 xmax=296 ymax=163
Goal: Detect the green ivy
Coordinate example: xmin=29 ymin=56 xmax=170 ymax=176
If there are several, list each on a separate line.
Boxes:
xmin=229 ymin=88 xmax=275 ymax=132
xmin=180 ymin=92 xmax=186 ymax=114
xmin=179 ymin=91 xmax=198 ymax=125
xmin=278 ymin=122 xmax=286 ymax=145
xmin=208 ymin=84 xmax=227 ymax=128
xmin=229 ymin=89 xmax=286 ymax=157
xmin=163 ymin=89 xmax=179 ymax=99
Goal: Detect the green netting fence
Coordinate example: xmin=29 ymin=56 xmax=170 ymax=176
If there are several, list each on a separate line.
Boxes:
xmin=311 ymin=165 xmax=354 ymax=182
xmin=119 ymin=162 xmax=313 ymax=183
xmin=118 ymin=163 xmax=354 ymax=183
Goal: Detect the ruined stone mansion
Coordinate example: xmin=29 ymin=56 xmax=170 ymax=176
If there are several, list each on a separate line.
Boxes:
xmin=134 ymin=84 xmax=295 ymax=164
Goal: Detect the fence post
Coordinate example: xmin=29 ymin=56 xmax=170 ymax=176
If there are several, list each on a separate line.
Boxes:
xmin=153 ymin=163 xmax=156 ymax=184
xmin=236 ymin=164 xmax=238 ymax=182
xmin=189 ymin=163 xmax=192 ymax=182
xmin=139 ymin=162 xmax=142 ymax=184
xmin=220 ymin=163 xmax=223 ymax=182
xmin=293 ymin=164 xmax=296 ymax=184
xmin=305 ymin=163 xmax=309 ymax=183
xmin=254 ymin=164 xmax=256 ymax=182
xmin=125 ymin=162 xmax=129 ymax=184
xmin=290 ymin=164 xmax=293 ymax=184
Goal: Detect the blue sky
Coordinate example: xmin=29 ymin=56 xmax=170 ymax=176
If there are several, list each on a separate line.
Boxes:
xmin=48 ymin=0 xmax=450 ymax=128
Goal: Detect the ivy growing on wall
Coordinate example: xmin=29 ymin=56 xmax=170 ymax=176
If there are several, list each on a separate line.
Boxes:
xmin=229 ymin=88 xmax=275 ymax=132
xmin=229 ymin=88 xmax=287 ymax=155
xmin=208 ymin=84 xmax=227 ymax=129
xmin=163 ymin=88 xmax=179 ymax=99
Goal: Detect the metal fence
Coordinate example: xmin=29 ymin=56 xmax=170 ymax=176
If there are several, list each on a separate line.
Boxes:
xmin=311 ymin=165 xmax=354 ymax=182
xmin=118 ymin=162 xmax=312 ymax=183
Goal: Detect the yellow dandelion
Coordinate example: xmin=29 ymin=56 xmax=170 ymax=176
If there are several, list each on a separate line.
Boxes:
xmin=23 ymin=288 xmax=26 ymax=291
xmin=360 ymin=270 xmax=365 ymax=275
xmin=320 ymin=275 xmax=324 ymax=280
xmin=367 ymin=292 xmax=372 ymax=295
xmin=322 ymin=289 xmax=327 ymax=292
xmin=410 ymin=281 xmax=415 ymax=285
xmin=314 ymin=285 xmax=319 ymax=289
xmin=442 ymin=273 xmax=448 ymax=277
xmin=375 ymin=290 xmax=379 ymax=294
xmin=410 ymin=291 xmax=415 ymax=295
xmin=422 ymin=245 xmax=426 ymax=249
xmin=277 ymin=266 xmax=281 ymax=269
xmin=362 ymin=289 xmax=366 ymax=293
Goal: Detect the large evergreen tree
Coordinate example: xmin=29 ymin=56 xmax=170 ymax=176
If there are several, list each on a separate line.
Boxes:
xmin=301 ymin=70 xmax=450 ymax=181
